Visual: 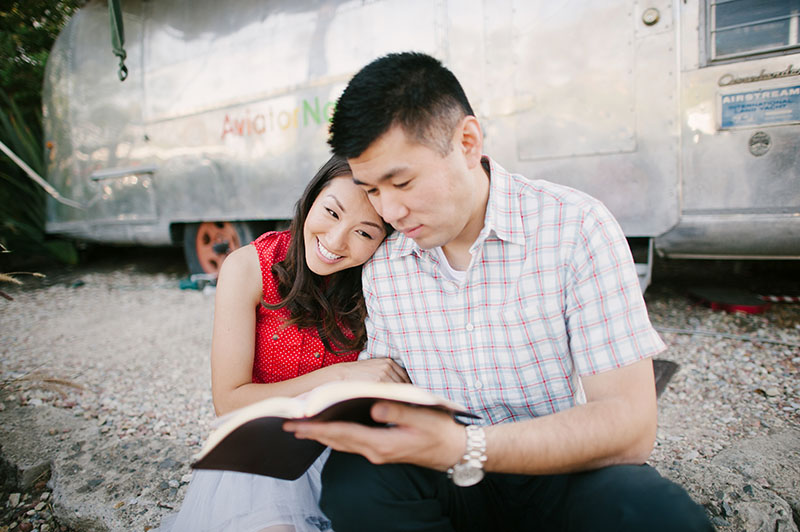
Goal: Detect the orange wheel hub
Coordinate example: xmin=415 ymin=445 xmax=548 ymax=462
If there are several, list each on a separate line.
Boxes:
xmin=195 ymin=221 xmax=242 ymax=274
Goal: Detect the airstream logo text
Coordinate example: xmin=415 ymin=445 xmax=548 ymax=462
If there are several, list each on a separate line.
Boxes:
xmin=720 ymin=84 xmax=800 ymax=128
xmin=221 ymin=97 xmax=335 ymax=139
xmin=721 ymin=86 xmax=800 ymax=104
xmin=718 ymin=65 xmax=800 ymax=86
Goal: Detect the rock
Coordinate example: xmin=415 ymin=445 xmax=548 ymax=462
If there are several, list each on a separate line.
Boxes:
xmin=721 ymin=500 xmax=734 ymax=517
xmin=764 ymin=387 xmax=780 ymax=397
xmin=158 ymin=458 xmax=178 ymax=470
xmin=737 ymin=501 xmax=796 ymax=532
xmin=683 ymin=450 xmax=700 ymax=461
xmin=711 ymin=516 xmax=731 ymax=527
xmin=9 ymin=492 xmax=21 ymax=506
xmin=663 ymin=430 xmax=800 ymax=532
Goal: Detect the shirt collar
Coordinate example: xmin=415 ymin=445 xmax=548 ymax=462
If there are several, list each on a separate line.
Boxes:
xmin=473 ymin=156 xmax=527 ymax=249
xmin=388 ymin=155 xmax=526 ymax=260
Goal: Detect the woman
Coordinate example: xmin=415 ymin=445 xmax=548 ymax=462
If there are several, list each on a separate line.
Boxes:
xmin=159 ymin=155 xmax=408 ymax=532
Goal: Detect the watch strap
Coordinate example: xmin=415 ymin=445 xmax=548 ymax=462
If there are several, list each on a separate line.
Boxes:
xmin=447 ymin=425 xmax=487 ymax=483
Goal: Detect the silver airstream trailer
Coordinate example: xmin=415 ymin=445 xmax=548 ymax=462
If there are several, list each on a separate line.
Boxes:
xmin=42 ymin=0 xmax=800 ymax=284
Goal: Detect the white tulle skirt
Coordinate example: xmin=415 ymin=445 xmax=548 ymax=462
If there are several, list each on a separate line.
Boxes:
xmin=157 ymin=448 xmax=333 ymax=532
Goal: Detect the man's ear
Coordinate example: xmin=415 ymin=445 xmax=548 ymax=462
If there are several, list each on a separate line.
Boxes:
xmin=456 ymin=115 xmax=483 ymax=169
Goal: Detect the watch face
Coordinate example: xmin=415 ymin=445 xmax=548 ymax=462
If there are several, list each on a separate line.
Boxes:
xmin=452 ymin=461 xmax=485 ymax=487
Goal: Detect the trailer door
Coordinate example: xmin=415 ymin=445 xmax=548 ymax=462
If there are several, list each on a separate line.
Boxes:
xmin=664 ymin=0 xmax=800 ymax=257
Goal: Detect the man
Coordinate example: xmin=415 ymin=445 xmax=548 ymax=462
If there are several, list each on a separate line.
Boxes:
xmin=285 ymin=52 xmax=712 ymax=531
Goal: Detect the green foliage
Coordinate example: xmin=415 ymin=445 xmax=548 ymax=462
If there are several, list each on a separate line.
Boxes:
xmin=1 ymin=91 xmax=50 ymax=259
xmin=0 ymin=1 xmax=82 ymax=264
xmin=0 ymin=1 xmax=83 ymax=126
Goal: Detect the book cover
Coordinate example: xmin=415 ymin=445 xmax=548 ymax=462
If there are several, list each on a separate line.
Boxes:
xmin=192 ymin=381 xmax=477 ymax=479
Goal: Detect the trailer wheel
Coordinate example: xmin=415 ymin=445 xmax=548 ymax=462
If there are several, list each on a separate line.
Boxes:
xmin=183 ymin=221 xmax=256 ymax=275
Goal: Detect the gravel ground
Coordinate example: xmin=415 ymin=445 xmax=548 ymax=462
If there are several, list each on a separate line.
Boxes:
xmin=0 ymin=249 xmax=798 ymax=531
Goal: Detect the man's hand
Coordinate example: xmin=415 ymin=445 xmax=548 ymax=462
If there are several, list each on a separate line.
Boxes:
xmin=284 ymin=401 xmax=465 ymax=470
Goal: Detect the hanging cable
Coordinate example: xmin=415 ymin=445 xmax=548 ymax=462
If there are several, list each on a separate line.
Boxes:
xmin=108 ymin=0 xmax=128 ymax=81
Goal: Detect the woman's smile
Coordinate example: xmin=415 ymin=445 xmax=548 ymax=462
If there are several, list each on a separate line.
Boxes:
xmin=316 ymin=237 xmax=344 ymax=263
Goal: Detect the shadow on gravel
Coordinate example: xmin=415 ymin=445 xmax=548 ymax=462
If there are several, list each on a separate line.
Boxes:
xmin=4 ymin=245 xmax=189 ymax=292
xmin=651 ymin=257 xmax=800 ymax=297
xmin=11 ymin=244 xmax=800 ymax=295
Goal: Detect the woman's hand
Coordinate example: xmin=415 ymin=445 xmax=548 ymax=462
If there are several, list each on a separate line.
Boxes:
xmin=326 ymin=358 xmax=410 ymax=383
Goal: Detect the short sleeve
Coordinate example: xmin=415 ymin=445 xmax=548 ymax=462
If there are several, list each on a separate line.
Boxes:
xmin=564 ymin=200 xmax=666 ymax=376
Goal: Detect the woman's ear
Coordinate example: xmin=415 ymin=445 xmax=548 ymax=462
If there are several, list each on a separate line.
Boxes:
xmin=456 ymin=115 xmax=484 ymax=169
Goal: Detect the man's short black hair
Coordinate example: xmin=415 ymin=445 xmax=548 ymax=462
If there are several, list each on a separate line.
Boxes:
xmin=328 ymin=52 xmax=475 ymax=158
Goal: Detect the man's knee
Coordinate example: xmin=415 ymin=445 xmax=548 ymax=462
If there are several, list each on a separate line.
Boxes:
xmin=566 ymin=465 xmax=713 ymax=532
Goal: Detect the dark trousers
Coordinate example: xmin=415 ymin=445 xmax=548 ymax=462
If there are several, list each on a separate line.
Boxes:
xmin=320 ymin=451 xmax=714 ymax=532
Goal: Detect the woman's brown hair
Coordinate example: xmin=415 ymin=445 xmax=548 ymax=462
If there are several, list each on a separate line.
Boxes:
xmin=263 ymin=154 xmax=389 ymax=353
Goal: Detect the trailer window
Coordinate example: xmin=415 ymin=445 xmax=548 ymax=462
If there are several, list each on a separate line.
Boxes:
xmin=707 ymin=0 xmax=800 ymax=61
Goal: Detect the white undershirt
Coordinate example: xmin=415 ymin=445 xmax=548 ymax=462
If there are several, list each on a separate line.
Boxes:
xmin=432 ymin=246 xmax=466 ymax=283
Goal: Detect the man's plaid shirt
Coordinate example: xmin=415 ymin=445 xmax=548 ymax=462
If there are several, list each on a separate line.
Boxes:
xmin=360 ymin=157 xmax=666 ymax=425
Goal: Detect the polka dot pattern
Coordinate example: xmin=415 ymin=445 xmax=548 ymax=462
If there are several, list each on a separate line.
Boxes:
xmin=251 ymin=231 xmax=358 ymax=384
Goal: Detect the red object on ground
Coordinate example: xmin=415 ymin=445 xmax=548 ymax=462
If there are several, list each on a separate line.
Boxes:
xmin=688 ymin=287 xmax=771 ymax=315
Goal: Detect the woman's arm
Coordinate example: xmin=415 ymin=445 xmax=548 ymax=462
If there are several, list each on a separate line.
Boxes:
xmin=210 ymin=245 xmax=408 ymax=416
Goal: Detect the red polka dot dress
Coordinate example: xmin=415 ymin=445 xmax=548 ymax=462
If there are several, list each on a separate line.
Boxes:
xmin=251 ymin=230 xmax=359 ymax=384
xmin=158 ymin=230 xmax=357 ymax=532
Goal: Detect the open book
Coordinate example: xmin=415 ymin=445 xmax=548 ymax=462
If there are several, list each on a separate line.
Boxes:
xmin=191 ymin=381 xmax=477 ymax=480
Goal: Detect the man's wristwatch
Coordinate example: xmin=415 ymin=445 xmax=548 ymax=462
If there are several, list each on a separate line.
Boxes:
xmin=446 ymin=425 xmax=487 ymax=487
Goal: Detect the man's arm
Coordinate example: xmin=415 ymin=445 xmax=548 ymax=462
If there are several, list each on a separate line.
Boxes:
xmin=284 ymin=357 xmax=657 ymax=474
xmin=486 ymin=357 xmax=656 ymax=473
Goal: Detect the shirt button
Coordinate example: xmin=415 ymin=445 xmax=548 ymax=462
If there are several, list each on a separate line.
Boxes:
xmin=465 ymin=323 xmax=474 ymax=331
xmin=474 ymin=379 xmax=482 ymax=390
xmin=272 ymin=334 xmax=279 ymax=341
xmin=313 ymin=352 xmax=321 ymax=358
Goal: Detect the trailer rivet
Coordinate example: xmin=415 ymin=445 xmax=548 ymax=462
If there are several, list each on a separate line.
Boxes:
xmin=642 ymin=8 xmax=660 ymax=25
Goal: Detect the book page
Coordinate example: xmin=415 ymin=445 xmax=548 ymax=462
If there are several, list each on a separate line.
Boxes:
xmin=301 ymin=381 xmax=470 ymax=418
xmin=196 ymin=396 xmax=304 ymax=457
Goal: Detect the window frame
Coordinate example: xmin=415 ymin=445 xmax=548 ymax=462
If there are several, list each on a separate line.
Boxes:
xmin=702 ymin=0 xmax=800 ymax=65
